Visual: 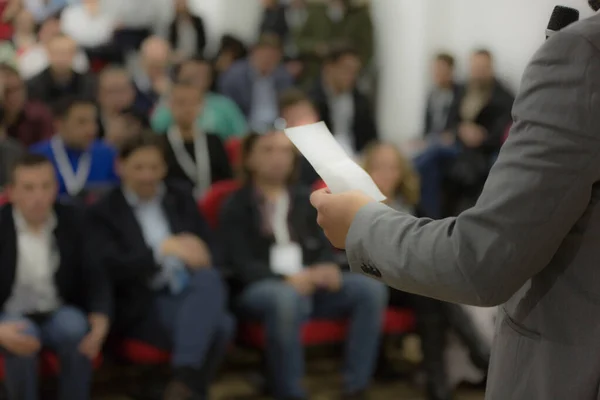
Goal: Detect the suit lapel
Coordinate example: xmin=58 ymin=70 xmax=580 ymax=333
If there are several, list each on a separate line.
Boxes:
xmin=162 ymin=191 xmax=183 ymax=234
xmin=113 ymin=191 xmax=149 ymax=249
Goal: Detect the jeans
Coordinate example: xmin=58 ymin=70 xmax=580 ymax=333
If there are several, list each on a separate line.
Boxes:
xmin=0 ymin=306 xmax=92 ymax=400
xmin=237 ymin=273 xmax=388 ymax=399
xmin=413 ymin=143 xmax=460 ymax=219
xmin=127 ymin=268 xmax=235 ymax=395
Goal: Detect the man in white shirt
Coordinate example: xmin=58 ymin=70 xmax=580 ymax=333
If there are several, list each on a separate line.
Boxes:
xmin=0 ymin=153 xmax=111 ymax=400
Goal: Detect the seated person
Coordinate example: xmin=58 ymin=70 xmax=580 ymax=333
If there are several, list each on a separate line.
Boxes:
xmin=161 ymin=81 xmax=232 ymax=198
xmin=26 ymin=33 xmax=95 ymax=103
xmin=30 ymin=96 xmax=118 ymax=198
xmin=220 ymin=129 xmax=388 ymax=400
xmin=0 ymin=135 xmax=22 ymax=189
xmin=0 ymin=153 xmax=111 ymax=400
xmin=151 ymin=56 xmax=248 ymax=140
xmin=88 ymin=134 xmax=234 ymax=400
xmin=363 ymin=142 xmax=489 ymax=400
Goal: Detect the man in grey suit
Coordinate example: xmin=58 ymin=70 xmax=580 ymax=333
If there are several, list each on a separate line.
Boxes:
xmin=311 ymin=5 xmax=600 ymax=400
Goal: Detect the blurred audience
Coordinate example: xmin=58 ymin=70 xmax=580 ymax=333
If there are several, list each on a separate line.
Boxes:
xmin=11 ymin=9 xmax=36 ymax=53
xmin=220 ymin=129 xmax=388 ymax=400
xmin=1 ymin=64 xmax=55 ymax=146
xmin=0 ymin=0 xmax=20 ymax=40
xmin=23 ymin=0 xmax=68 ymax=23
xmin=0 ymin=153 xmax=111 ymax=400
xmin=89 ymin=134 xmax=234 ymax=400
xmin=27 ymin=33 xmax=96 ymax=103
xmin=218 ymin=34 xmax=294 ymax=132
xmin=18 ymin=18 xmax=90 ymax=80
xmin=0 ymin=72 xmax=24 ymax=189
xmin=161 ymin=81 xmax=232 ymax=197
xmin=96 ymin=66 xmax=137 ymax=137
xmin=310 ymin=45 xmax=377 ymax=156
xmin=424 ymin=53 xmax=462 ymax=140
xmin=169 ymin=0 xmax=206 ymax=63
xmin=151 ymin=56 xmax=248 ymax=139
xmin=30 ymin=96 xmax=118 ymax=197
xmin=212 ymin=34 xmax=248 ymax=89
xmin=134 ymin=36 xmax=172 ymax=115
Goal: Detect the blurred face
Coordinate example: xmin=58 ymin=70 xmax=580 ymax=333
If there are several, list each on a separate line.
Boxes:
xmin=47 ymin=36 xmax=77 ymax=73
xmin=170 ymin=86 xmax=200 ymax=128
xmin=247 ymin=132 xmax=295 ymax=185
xmin=142 ymin=41 xmax=171 ymax=80
xmin=1 ymin=71 xmax=26 ymax=116
xmin=58 ymin=104 xmax=98 ymax=149
xmin=99 ymin=72 xmax=135 ymax=112
xmin=117 ymin=146 xmax=166 ymax=199
xmin=368 ymin=145 xmax=403 ymax=198
xmin=9 ymin=163 xmax=57 ymax=225
xmin=38 ymin=19 xmax=60 ymax=44
xmin=281 ymin=101 xmax=318 ymax=127
xmin=433 ymin=59 xmax=453 ymax=88
xmin=327 ymin=54 xmax=361 ymax=93
xmin=469 ymin=53 xmax=494 ymax=86
xmin=174 ymin=0 xmax=188 ymax=13
xmin=14 ymin=9 xmax=35 ymax=34
xmin=178 ymin=62 xmax=212 ymax=93
xmin=252 ymin=46 xmax=282 ymax=76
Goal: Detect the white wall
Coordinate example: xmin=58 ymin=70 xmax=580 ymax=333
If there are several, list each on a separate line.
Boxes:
xmin=373 ymin=0 xmax=594 ymax=144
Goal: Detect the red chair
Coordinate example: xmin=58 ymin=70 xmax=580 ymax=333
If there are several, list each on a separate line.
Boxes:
xmin=238 ymin=308 xmax=415 ymax=349
xmin=312 ymin=179 xmax=327 ymax=191
xmin=198 ymin=180 xmax=241 ymax=229
xmin=117 ymin=339 xmax=171 ymax=365
xmin=225 ymin=138 xmax=243 ymax=169
xmin=0 ymin=192 xmax=8 ymax=205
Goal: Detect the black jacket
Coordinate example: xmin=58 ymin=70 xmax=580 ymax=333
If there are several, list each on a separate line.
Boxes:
xmin=219 ymin=184 xmax=336 ymax=295
xmin=168 ymin=15 xmax=206 ymax=57
xmin=27 ymin=68 xmax=97 ymax=104
xmin=87 ymin=183 xmax=215 ymax=332
xmin=309 ymin=79 xmax=378 ymax=153
xmin=161 ymin=134 xmax=233 ymax=192
xmin=424 ymin=83 xmax=463 ymax=136
xmin=0 ymin=203 xmax=112 ymax=317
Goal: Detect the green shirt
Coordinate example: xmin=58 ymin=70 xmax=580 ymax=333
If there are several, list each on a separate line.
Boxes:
xmin=151 ymin=92 xmax=248 ymax=140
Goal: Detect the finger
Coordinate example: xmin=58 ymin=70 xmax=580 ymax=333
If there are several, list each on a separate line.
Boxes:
xmin=310 ymin=188 xmax=330 ymax=209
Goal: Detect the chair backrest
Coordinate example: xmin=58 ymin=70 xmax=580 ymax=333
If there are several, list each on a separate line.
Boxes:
xmin=312 ymin=179 xmax=327 ymax=191
xmin=225 ymin=137 xmax=243 ymax=169
xmin=198 ymin=180 xmax=241 ymax=229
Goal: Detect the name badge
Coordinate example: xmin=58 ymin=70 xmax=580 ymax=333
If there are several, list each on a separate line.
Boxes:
xmin=270 ymin=242 xmax=303 ymax=276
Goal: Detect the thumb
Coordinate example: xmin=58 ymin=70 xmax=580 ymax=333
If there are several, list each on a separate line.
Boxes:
xmin=310 ymin=188 xmax=331 ymax=210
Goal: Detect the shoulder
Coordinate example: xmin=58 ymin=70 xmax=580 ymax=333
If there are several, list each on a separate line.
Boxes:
xmin=54 ymin=202 xmax=86 ymax=227
xmin=0 ymin=204 xmax=13 ymax=229
xmin=29 ymin=139 xmax=52 ymax=154
xmin=221 ymin=185 xmax=250 ymax=214
xmin=91 ymin=141 xmax=116 ymax=156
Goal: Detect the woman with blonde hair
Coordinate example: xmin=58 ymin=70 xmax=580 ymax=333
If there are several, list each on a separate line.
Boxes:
xmin=362 ymin=142 xmax=420 ymax=214
xmin=363 ymin=141 xmax=490 ymax=400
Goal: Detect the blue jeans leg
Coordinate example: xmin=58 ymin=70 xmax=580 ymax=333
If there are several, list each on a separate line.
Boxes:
xmin=0 ymin=315 xmax=40 ymax=400
xmin=312 ymin=273 xmax=388 ymax=393
xmin=237 ymin=279 xmax=311 ymax=399
xmin=41 ymin=306 xmax=92 ymax=400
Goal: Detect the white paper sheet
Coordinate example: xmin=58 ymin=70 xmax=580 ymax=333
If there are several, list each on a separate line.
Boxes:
xmin=284 ymin=122 xmax=386 ymax=201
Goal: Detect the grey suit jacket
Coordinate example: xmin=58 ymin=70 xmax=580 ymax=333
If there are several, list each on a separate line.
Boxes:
xmin=346 ymin=15 xmax=600 ymax=400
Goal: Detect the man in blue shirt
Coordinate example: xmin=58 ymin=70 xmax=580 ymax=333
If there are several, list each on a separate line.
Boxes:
xmin=30 ymin=96 xmax=118 ymax=199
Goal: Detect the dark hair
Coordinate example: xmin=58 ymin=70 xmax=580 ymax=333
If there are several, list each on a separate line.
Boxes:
xmin=9 ymin=153 xmax=53 ymax=184
xmin=435 ymin=52 xmax=455 ymax=68
xmin=324 ymin=43 xmax=360 ymax=64
xmin=239 ymin=132 xmax=298 ymax=183
xmin=278 ymin=88 xmax=314 ymax=113
xmin=254 ymin=33 xmax=282 ymax=51
xmin=118 ymin=132 xmax=166 ymax=160
xmin=173 ymin=55 xmax=211 ymax=79
xmin=52 ymin=96 xmax=96 ymax=119
xmin=217 ymin=34 xmax=248 ymax=60
xmin=473 ymin=48 xmax=493 ymax=60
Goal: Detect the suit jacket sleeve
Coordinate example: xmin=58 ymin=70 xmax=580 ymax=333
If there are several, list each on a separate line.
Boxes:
xmin=346 ymin=31 xmax=600 ymax=307
xmin=82 ymin=217 xmax=113 ymax=317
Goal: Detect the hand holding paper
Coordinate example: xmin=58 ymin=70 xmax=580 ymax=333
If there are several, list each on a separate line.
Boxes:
xmin=284 ymin=122 xmax=386 ymax=202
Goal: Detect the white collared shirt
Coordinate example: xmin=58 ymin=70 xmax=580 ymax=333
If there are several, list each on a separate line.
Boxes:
xmin=4 ymin=211 xmax=62 ymax=315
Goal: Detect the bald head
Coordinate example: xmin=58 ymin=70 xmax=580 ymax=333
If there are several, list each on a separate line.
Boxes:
xmin=141 ymin=36 xmax=171 ymax=80
xmin=47 ymin=34 xmax=77 ymax=74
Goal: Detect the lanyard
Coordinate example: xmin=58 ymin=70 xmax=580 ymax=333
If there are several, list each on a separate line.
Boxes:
xmin=272 ymin=191 xmax=291 ymax=245
xmin=167 ymin=126 xmax=211 ymax=198
xmin=50 ymin=136 xmax=91 ymax=196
